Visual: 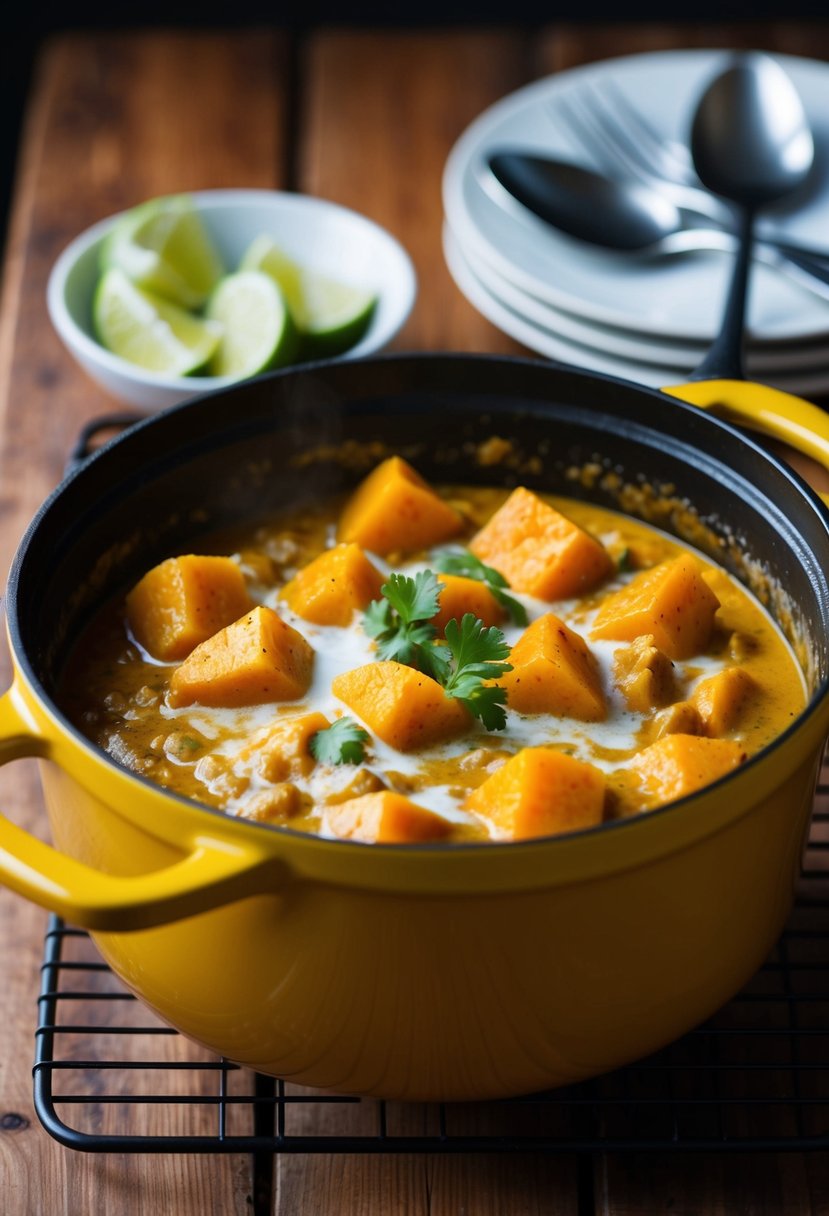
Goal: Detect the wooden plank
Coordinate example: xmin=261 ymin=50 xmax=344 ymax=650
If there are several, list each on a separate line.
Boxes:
xmin=0 ymin=28 xmax=288 ymax=1215
xmin=593 ymin=1154 xmax=813 ymax=1216
xmin=537 ymin=23 xmax=829 ymax=1216
xmin=0 ymin=28 xmax=290 ymax=542
xmin=274 ymin=26 xmax=580 ymax=1215
xmin=539 ymin=20 xmax=829 ymax=73
xmin=297 ymin=28 xmax=529 ymax=357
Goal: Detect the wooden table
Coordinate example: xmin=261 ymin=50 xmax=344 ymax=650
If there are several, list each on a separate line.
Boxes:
xmin=2 ymin=21 xmax=829 ymax=1215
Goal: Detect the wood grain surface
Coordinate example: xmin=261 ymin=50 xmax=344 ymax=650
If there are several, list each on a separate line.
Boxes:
xmin=0 ymin=22 xmax=828 ymax=1216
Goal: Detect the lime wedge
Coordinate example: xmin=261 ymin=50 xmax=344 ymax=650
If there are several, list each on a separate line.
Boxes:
xmin=101 ymin=195 xmax=224 ymax=309
xmin=205 ymin=270 xmax=298 ymax=378
xmin=240 ymin=235 xmax=377 ymax=358
xmin=93 ymin=268 xmax=222 ymax=376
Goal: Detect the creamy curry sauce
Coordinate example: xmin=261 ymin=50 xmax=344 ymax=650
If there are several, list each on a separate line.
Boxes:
xmin=59 ymin=482 xmax=806 ymax=843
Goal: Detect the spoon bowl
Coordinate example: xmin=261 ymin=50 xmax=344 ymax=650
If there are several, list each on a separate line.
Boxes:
xmin=690 ymin=54 xmax=815 ymax=208
xmin=487 ymin=153 xmax=682 ymax=250
xmin=485 ymin=148 xmax=829 ymax=298
xmin=688 ymin=52 xmax=815 ymax=383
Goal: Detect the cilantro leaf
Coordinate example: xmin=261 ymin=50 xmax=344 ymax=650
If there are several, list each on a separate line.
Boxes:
xmin=384 ymin=570 xmax=442 ymax=622
xmin=363 ymin=596 xmax=393 ymax=637
xmin=433 ymin=550 xmax=528 ymax=625
xmin=363 ymin=571 xmax=447 ymax=678
xmin=436 ymin=549 xmax=510 ymax=588
xmin=310 ymin=717 xmax=369 ymax=766
xmin=442 ymin=613 xmax=513 ymax=731
xmin=617 ymin=547 xmax=634 ymax=573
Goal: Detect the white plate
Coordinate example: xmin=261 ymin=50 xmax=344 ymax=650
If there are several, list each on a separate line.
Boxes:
xmin=443 ymin=50 xmax=829 ymax=344
xmin=450 ymin=218 xmax=829 ymax=375
xmin=443 ymin=222 xmax=829 ymax=398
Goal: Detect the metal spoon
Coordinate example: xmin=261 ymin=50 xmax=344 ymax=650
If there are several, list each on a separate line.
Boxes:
xmin=686 ymin=52 xmax=815 ymax=381
xmin=486 ymin=150 xmax=829 ymax=296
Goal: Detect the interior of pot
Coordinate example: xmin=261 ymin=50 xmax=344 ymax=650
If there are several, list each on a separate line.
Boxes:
xmin=10 ymin=354 xmax=829 ymax=716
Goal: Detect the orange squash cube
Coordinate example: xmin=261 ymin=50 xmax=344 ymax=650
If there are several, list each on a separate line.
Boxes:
xmin=235 ymin=711 xmax=330 ymax=782
xmin=280 ymin=543 xmax=384 ymax=625
xmin=469 ymin=487 xmax=613 ymax=600
xmin=337 ymin=456 xmax=462 ymax=555
xmin=693 ymin=668 xmax=759 ymax=736
xmin=431 ymin=574 xmax=506 ymax=635
xmin=331 ymin=661 xmax=469 ymax=751
xmin=169 ymin=605 xmax=314 ymax=707
xmin=501 ymin=613 xmax=606 ymax=721
xmin=327 ymin=791 xmax=454 ymax=843
xmin=591 ymin=554 xmax=720 ymax=660
xmin=126 ymin=554 xmax=252 ymax=661
xmin=466 ymin=747 xmax=605 ymax=839
xmin=629 ymin=733 xmax=747 ymax=806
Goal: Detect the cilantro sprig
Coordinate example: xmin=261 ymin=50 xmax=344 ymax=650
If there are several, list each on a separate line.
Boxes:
xmin=433 ymin=549 xmax=528 ymax=626
xmin=363 ymin=570 xmax=449 ymax=682
xmin=363 ymin=572 xmax=513 ymax=730
xmin=310 ymin=717 xmax=369 ymax=765
xmin=442 ymin=613 xmax=512 ymax=730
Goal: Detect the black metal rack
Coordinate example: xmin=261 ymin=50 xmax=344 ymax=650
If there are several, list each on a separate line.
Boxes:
xmin=33 ymin=771 xmax=829 ymax=1158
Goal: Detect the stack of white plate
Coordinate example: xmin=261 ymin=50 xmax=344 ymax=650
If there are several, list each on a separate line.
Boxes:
xmin=442 ymin=49 xmax=829 ymax=393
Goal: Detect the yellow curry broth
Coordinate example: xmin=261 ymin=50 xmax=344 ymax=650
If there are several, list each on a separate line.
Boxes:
xmin=60 ymin=483 xmax=805 ymax=842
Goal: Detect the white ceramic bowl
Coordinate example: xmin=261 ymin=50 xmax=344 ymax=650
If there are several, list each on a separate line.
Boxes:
xmin=47 ymin=189 xmax=418 ymax=413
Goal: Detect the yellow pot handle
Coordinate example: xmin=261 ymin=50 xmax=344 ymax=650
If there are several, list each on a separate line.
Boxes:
xmin=663 ymin=379 xmax=829 ymax=508
xmin=0 ymin=686 xmax=283 ymax=931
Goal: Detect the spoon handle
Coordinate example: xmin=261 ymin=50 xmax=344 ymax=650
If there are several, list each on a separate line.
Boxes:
xmin=689 ymin=208 xmax=753 ymax=383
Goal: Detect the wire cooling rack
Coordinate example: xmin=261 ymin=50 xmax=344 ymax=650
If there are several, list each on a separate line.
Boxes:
xmin=32 ymin=765 xmax=829 ymax=1157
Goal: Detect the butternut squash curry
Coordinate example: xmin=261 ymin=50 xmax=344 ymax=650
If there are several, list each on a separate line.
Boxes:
xmin=61 ymin=456 xmax=805 ymax=844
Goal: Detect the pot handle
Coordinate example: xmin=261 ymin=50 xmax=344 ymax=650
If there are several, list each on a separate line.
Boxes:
xmin=662 ymin=379 xmax=829 ymax=505
xmin=0 ymin=686 xmax=284 ymax=931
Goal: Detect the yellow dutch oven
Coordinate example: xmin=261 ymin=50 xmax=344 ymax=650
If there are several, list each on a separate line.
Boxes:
xmin=2 ymin=355 xmax=829 ymax=1102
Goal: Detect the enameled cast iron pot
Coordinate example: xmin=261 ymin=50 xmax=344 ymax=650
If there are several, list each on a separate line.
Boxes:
xmin=3 ymin=354 xmax=829 ymax=1102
